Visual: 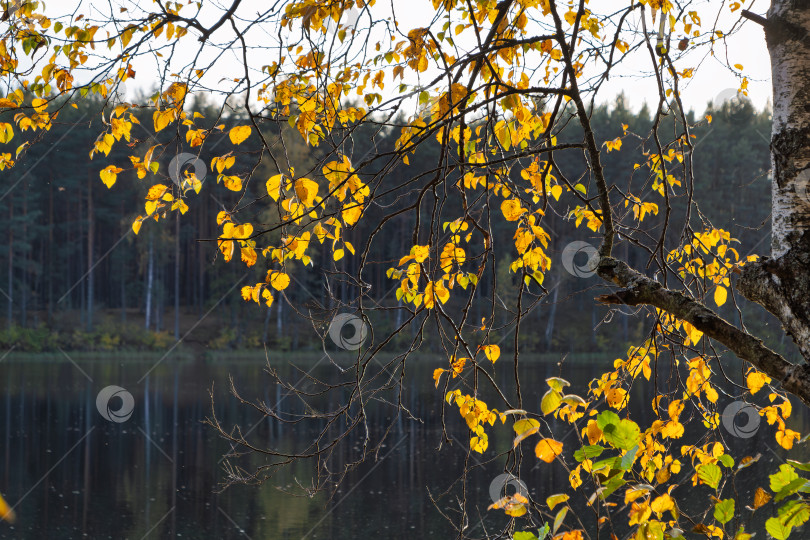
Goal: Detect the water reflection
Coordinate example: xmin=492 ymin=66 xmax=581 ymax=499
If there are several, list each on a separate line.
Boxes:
xmin=0 ymin=355 xmax=807 ymax=538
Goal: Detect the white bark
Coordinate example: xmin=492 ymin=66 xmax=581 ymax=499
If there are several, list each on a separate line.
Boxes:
xmin=768 ymin=0 xmax=810 ymax=257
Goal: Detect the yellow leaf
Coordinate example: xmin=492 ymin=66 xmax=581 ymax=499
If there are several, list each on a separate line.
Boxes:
xmin=219 ymin=240 xmax=234 ymax=262
xmin=269 ymin=271 xmax=290 ymax=290
xmin=650 ymin=494 xmax=674 ymax=516
xmin=31 ymin=98 xmax=47 ymax=113
xmin=513 ymin=418 xmax=540 ymax=436
xmin=153 ymin=108 xmax=176 ymax=132
xmin=413 ymin=245 xmax=430 ymax=263
xmin=0 ymin=122 xmax=14 ymax=143
xmin=714 ymin=285 xmax=727 ymax=307
xmin=295 ymin=177 xmax=319 ymax=206
xmin=501 ymin=199 xmax=526 ymax=221
xmin=262 ymin=288 xmax=274 ymax=307
xmin=483 ymin=344 xmax=500 ymax=363
xmin=535 ymin=438 xmax=563 ymax=463
xmin=342 ymin=204 xmax=363 ymax=226
xmin=433 ymin=368 xmax=445 ymax=388
xmin=0 ymin=492 xmax=15 ymax=524
xmin=232 ymin=223 xmax=253 ymax=239
xmin=165 ymin=82 xmax=187 ymax=103
xmin=585 ymin=419 xmax=602 ymax=444
xmin=222 ymin=175 xmax=243 ymax=191
xmin=266 ymin=174 xmax=283 ymax=201
xmin=470 ymin=435 xmax=488 ymax=453
xmin=229 ymin=125 xmax=252 ymax=145
xmin=753 ymin=487 xmax=771 ymax=510
xmin=546 ymin=493 xmax=569 ymax=511
xmin=746 ymin=369 xmax=771 ymax=395
xmin=682 ymin=321 xmax=703 ymax=346
xmin=334 ymin=248 xmax=345 ymax=261
xmin=99 ymin=165 xmax=123 ymax=188
xmin=131 ymin=218 xmax=143 ymax=235
xmin=776 ymin=428 xmax=800 ymax=450
xmin=606 ymin=387 xmax=627 ymax=409
xmin=541 ymin=390 xmax=562 ymax=415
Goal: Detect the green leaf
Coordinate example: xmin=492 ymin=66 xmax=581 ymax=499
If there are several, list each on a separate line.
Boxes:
xmin=668 ymin=527 xmax=686 ymax=540
xmin=620 ymin=445 xmax=638 ymax=470
xmin=513 ymin=533 xmax=538 ymax=540
xmin=718 ymin=454 xmax=735 ymax=468
xmin=775 ymin=478 xmax=808 ymax=502
xmin=697 ymin=463 xmax=722 ymax=490
xmin=733 ymin=525 xmax=752 ymax=540
xmin=766 ymin=516 xmax=791 ymax=540
xmin=602 ymin=419 xmax=641 ymax=451
xmin=592 ymin=456 xmax=621 ymax=474
xmin=714 ymin=498 xmax=735 ymax=525
xmin=771 ymin=464 xmax=799 ymax=493
xmin=596 ymin=410 xmax=620 ymax=430
xmin=536 ymin=523 xmax=550 ymax=540
xmin=787 ymin=459 xmax=810 ymax=472
xmin=574 ymin=445 xmax=604 ymax=462
xmin=778 ymin=500 xmax=810 ymax=529
xmin=552 ymin=507 xmax=568 ymax=534
xmin=601 ymin=475 xmax=627 ymax=499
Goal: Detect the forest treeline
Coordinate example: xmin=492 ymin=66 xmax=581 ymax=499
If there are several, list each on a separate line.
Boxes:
xmin=0 ymin=92 xmax=781 ymax=355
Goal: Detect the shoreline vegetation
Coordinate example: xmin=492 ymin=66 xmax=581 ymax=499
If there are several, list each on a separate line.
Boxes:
xmin=0 ymin=348 xmax=607 ymax=365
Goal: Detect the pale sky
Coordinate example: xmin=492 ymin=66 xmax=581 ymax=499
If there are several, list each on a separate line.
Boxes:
xmin=41 ymin=0 xmax=774 ymax=115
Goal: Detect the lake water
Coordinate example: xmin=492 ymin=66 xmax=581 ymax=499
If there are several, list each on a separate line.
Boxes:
xmin=1 ymin=353 xmax=808 ymax=539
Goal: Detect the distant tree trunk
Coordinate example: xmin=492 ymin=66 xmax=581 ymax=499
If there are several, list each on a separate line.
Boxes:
xmin=120 ymin=204 xmax=126 ymax=324
xmin=262 ymin=306 xmax=271 ymax=344
xmin=198 ymin=212 xmax=205 ymax=317
xmin=21 ymin=185 xmax=27 ymax=328
xmin=174 ymin=211 xmax=180 ymax=340
xmin=120 ymin=270 xmax=126 ymax=323
xmin=47 ymin=179 xmax=54 ymax=325
xmin=276 ymin=294 xmax=283 ymax=337
xmin=78 ymin=187 xmax=85 ymax=327
xmin=86 ymin=174 xmax=94 ymax=331
xmin=6 ymin=197 xmax=12 ymax=330
xmin=145 ymin=234 xmax=154 ymax=330
xmin=545 ymin=284 xmax=558 ymax=352
xmin=156 ymin=263 xmax=163 ymax=332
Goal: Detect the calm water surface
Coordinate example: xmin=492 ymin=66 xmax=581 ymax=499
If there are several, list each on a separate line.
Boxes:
xmin=0 ymin=353 xmax=808 ymax=539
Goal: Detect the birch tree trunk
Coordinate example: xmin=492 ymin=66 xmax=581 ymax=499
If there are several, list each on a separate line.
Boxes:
xmin=739 ymin=2 xmax=810 ymax=363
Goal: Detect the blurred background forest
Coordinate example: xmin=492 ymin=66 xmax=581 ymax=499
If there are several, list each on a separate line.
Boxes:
xmin=0 ymin=92 xmax=782 ymax=358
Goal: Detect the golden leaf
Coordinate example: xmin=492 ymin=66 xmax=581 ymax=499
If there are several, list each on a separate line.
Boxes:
xmin=746 ymin=369 xmax=771 ymax=395
xmin=269 ymin=271 xmax=290 ymax=291
xmin=535 ymin=438 xmax=563 ymax=463
xmin=483 ymin=344 xmax=500 ymax=363
xmin=753 ymin=487 xmax=770 ymax=510
xmin=229 ymin=125 xmax=252 ymax=145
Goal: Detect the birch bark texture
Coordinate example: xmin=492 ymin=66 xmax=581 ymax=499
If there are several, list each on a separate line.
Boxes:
xmin=739 ymin=1 xmax=810 ymax=365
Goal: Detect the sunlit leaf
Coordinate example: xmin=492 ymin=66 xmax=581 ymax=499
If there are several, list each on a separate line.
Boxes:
xmin=229 ymin=125 xmax=252 ymax=145
xmin=535 ymin=438 xmax=563 ymax=463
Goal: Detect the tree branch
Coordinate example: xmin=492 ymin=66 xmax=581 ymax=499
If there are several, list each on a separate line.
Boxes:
xmin=597 ymin=256 xmax=810 ymax=406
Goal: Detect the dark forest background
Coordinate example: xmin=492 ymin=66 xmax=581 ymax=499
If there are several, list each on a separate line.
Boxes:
xmin=0 ymin=92 xmax=784 ymax=358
